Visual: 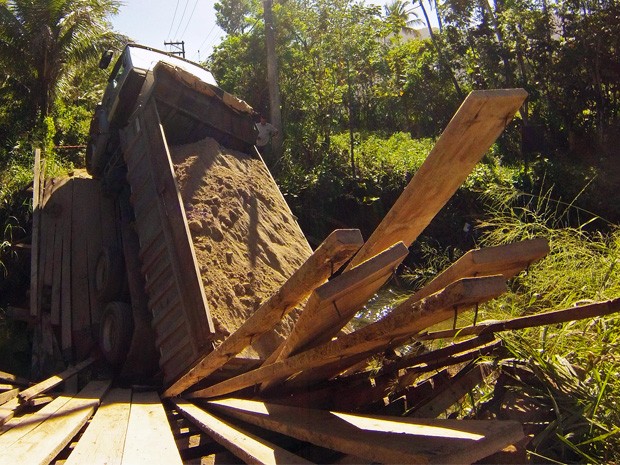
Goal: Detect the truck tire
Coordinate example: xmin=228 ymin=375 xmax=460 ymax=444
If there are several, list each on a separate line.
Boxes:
xmin=95 ymin=247 xmax=126 ymax=302
xmin=99 ymin=301 xmax=134 ymax=366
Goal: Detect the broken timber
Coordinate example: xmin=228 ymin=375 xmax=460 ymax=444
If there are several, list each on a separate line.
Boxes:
xmin=187 ymin=276 xmax=507 ymax=399
xmin=346 ymin=89 xmax=528 ymax=269
xmin=206 ymin=398 xmax=524 ymax=464
xmin=418 ymin=297 xmax=620 ymax=340
xmin=163 ymin=229 xmax=364 ymax=397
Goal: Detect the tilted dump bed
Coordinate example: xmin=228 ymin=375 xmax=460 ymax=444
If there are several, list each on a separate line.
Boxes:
xmin=121 ymin=64 xmax=311 ymax=385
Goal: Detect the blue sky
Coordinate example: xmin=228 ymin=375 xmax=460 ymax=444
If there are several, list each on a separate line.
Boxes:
xmin=110 ymin=0 xmax=225 ymax=62
xmin=109 ymin=0 xmax=423 ymax=63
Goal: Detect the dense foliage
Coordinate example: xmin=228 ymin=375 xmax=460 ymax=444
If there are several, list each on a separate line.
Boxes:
xmin=0 ymin=0 xmax=618 ymax=461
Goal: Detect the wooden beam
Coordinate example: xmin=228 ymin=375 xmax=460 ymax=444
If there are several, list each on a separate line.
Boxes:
xmin=163 ymin=229 xmax=364 ymax=397
xmin=409 ymin=238 xmax=549 ymax=303
xmin=122 ymin=391 xmax=183 ymax=465
xmin=187 ymin=276 xmax=506 ymax=399
xmin=29 ymin=148 xmax=43 ymax=318
xmin=418 ymin=298 xmax=620 ymax=340
xmin=60 ymin=180 xmax=74 ymax=362
xmin=0 ymin=380 xmax=110 ymax=465
xmin=409 ymin=364 xmax=486 ymax=418
xmin=18 ymin=356 xmax=96 ymax=403
xmin=267 ymin=242 xmax=408 ymax=364
xmin=65 ymin=389 xmax=132 ymax=465
xmin=271 ymin=339 xmax=501 ymax=413
xmin=0 ymin=371 xmax=29 ymax=386
xmin=173 ymin=399 xmax=313 ymax=464
xmin=346 ymin=89 xmax=528 ymax=270
xmin=0 ymin=398 xmax=20 ymax=426
xmin=0 ymin=388 xmax=18 ymax=406
xmin=207 ymin=398 xmax=524 ymax=464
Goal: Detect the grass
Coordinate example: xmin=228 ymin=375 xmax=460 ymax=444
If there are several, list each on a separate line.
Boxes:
xmin=358 ymin=180 xmax=620 ymax=463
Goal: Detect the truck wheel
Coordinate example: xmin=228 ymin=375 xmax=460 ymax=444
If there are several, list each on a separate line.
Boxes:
xmin=99 ymin=301 xmax=134 ymax=366
xmin=95 ymin=247 xmax=126 ymax=302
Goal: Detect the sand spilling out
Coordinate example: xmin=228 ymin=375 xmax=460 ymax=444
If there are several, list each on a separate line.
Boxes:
xmin=170 ymin=138 xmax=312 ymax=356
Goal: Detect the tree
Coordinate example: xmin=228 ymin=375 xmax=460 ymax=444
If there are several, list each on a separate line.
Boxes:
xmin=383 ymin=0 xmax=421 ymax=37
xmin=0 ymin=0 xmax=121 ymax=126
xmin=215 ymin=0 xmax=257 ymax=35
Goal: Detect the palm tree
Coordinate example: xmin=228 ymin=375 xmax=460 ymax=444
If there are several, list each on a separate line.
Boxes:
xmin=0 ymin=0 xmax=121 ymax=124
xmin=384 ymin=0 xmax=422 ymax=37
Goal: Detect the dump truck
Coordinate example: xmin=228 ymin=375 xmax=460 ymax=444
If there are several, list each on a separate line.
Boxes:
xmin=84 ymin=44 xmax=311 ymax=385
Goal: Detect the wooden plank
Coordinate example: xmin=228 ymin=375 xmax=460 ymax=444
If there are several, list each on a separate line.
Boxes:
xmin=173 ymin=399 xmax=313 ymax=465
xmin=0 ymin=398 xmax=19 ymax=426
xmin=418 ymin=298 xmax=620 ymax=340
xmin=187 ymin=276 xmax=506 ymax=399
xmin=60 ymin=181 xmax=74 ymax=361
xmin=19 ymin=357 xmax=96 ymax=403
xmin=267 ymin=242 xmax=409 ymax=365
xmin=346 ymin=89 xmax=528 ymax=270
xmin=0 ymin=380 xmax=110 ymax=465
xmin=85 ymin=180 xmax=104 ymax=329
xmin=410 ymin=364 xmax=485 ymax=418
xmin=274 ymin=339 xmax=502 ymax=412
xmin=50 ymin=207 xmax=64 ymax=325
xmin=0 ymin=371 xmax=29 ymax=386
xmin=122 ymin=391 xmax=183 ymax=465
xmin=0 ymin=389 xmax=18 ymax=406
xmin=65 ymin=389 xmax=132 ymax=465
xmin=207 ymin=398 xmax=524 ymax=464
xmin=0 ymin=396 xmax=70 ymax=439
xmin=30 ymin=148 xmax=43 ymax=317
xmin=409 ymin=238 xmax=549 ymax=303
xmin=163 ymin=229 xmax=364 ymax=397
xmin=71 ymin=179 xmax=93 ymax=357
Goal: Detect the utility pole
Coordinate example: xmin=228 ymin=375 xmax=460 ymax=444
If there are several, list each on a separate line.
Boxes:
xmin=262 ymin=0 xmax=283 ymax=159
xmin=164 ymin=41 xmax=185 ymax=58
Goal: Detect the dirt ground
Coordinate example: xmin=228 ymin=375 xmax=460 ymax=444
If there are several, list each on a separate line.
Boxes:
xmin=169 ymin=137 xmax=312 ymax=357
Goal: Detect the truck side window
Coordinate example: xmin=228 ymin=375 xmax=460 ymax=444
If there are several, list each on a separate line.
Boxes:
xmin=108 ymin=59 xmax=126 ymax=87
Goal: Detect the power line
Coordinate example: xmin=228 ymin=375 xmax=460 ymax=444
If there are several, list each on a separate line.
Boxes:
xmin=173 ymin=0 xmax=191 ymax=38
xmin=192 ymin=21 xmax=219 ymax=60
xmin=167 ymin=0 xmax=181 ymax=39
xmin=179 ymin=0 xmax=201 ymax=40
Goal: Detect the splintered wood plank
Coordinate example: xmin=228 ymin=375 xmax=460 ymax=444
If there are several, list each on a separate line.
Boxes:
xmin=173 ymin=399 xmax=313 ymax=465
xmin=0 ymin=398 xmax=19 ymax=426
xmin=268 ymin=242 xmax=409 ymax=365
xmin=207 ymin=398 xmax=524 ymax=464
xmin=19 ymin=357 xmax=95 ymax=403
xmin=0 ymin=380 xmax=110 ymax=465
xmin=410 ymin=238 xmax=549 ymax=303
xmin=30 ymin=148 xmax=43 ymax=318
xmin=163 ymin=229 xmax=364 ymax=397
xmin=418 ymin=297 xmax=620 ymax=340
xmin=65 ymin=389 xmax=132 ymax=465
xmin=122 ymin=391 xmax=183 ymax=465
xmin=188 ymin=276 xmax=506 ymax=399
xmin=0 ymin=389 xmax=18 ymax=406
xmin=0 ymin=371 xmax=29 ymax=386
xmin=347 ymin=89 xmax=528 ymax=270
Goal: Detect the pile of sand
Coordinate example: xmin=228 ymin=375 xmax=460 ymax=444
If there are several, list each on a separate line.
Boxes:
xmin=169 ymin=138 xmax=312 ymax=356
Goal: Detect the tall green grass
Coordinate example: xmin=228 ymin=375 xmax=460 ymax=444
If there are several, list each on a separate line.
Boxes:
xmin=472 ymin=185 xmax=620 ymax=462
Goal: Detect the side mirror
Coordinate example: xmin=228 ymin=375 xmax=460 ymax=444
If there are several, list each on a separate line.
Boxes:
xmin=98 ymin=50 xmax=114 ymax=69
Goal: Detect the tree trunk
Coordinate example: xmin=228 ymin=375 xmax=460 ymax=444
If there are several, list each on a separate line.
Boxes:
xmin=418 ymin=0 xmax=464 ymax=100
xmin=263 ymin=0 xmax=283 ymax=160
